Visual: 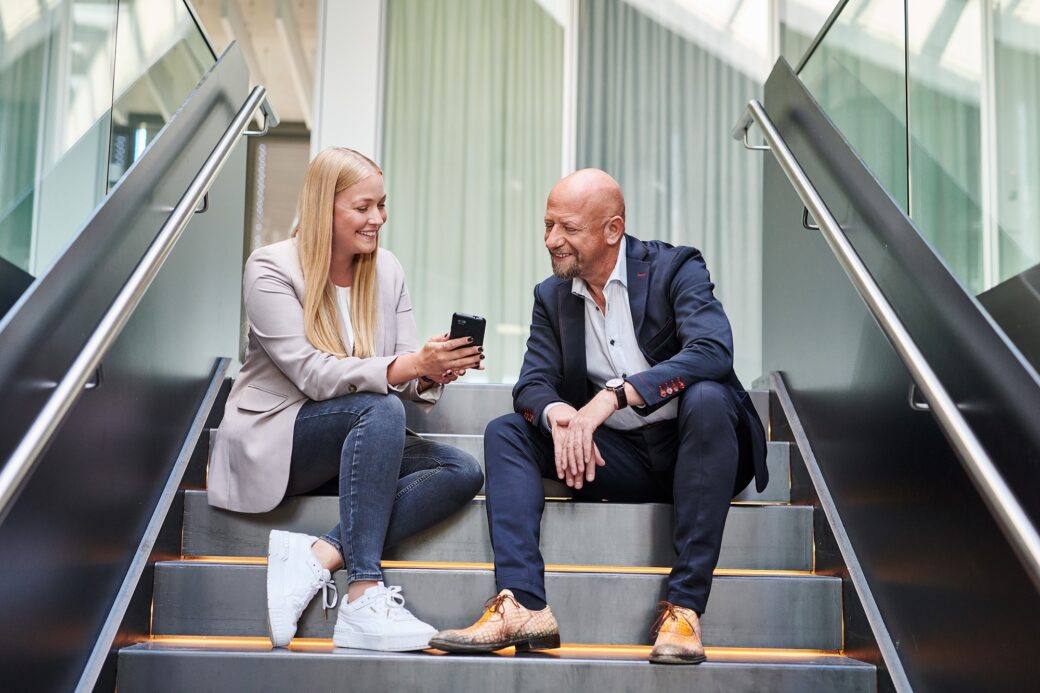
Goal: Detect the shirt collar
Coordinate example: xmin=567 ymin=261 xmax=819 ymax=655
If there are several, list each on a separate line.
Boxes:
xmin=572 ymin=236 xmax=628 ymax=298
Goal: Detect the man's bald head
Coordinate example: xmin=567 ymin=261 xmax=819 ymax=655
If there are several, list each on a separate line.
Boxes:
xmin=543 ymin=169 xmax=627 ymax=285
xmin=548 ymin=169 xmax=625 ymax=221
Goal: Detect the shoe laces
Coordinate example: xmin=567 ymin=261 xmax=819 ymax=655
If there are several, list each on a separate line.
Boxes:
xmin=317 ymin=574 xmax=338 ymax=620
xmin=650 ymin=601 xmax=693 ymax=636
xmin=379 ymin=585 xmax=415 ymax=621
xmin=479 ymin=592 xmax=519 ymax=622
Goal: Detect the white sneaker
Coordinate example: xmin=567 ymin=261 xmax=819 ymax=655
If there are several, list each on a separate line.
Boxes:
xmin=266 ymin=530 xmax=338 ymax=647
xmin=332 ymin=583 xmax=437 ymax=651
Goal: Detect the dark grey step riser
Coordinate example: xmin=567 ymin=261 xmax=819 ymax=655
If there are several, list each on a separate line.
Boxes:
xmin=415 ymin=435 xmax=790 ymax=502
xmin=151 ymin=564 xmax=842 ymax=649
xmin=202 ymin=435 xmax=790 ymax=502
xmin=402 ymin=386 xmax=771 ymax=436
xmin=182 ymin=492 xmax=813 ymax=570
xmin=117 ymin=647 xmax=876 ymax=693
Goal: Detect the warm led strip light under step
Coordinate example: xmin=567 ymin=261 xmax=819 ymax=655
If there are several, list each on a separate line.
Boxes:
xmin=147 ymin=635 xmax=844 ymax=660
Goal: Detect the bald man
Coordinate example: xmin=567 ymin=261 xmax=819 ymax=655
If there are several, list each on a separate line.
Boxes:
xmin=431 ymin=169 xmax=767 ymax=664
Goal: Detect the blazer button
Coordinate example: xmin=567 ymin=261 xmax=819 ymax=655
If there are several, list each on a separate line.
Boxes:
xmin=348 ymin=384 xmax=358 ymax=393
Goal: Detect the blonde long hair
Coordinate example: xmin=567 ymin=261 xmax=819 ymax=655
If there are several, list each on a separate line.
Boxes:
xmin=291 ymin=147 xmax=381 ymax=358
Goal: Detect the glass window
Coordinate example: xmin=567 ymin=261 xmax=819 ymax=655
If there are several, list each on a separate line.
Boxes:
xmin=577 ymin=0 xmax=774 ymax=383
xmin=381 ymin=0 xmax=565 ymax=383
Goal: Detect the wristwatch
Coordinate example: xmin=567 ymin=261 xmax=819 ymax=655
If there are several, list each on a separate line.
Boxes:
xmin=605 ymin=378 xmax=628 ymax=410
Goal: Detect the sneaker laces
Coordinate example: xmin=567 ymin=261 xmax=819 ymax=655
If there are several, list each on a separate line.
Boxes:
xmin=317 ymin=574 xmax=338 ymax=620
xmin=380 ymin=585 xmax=415 ymax=621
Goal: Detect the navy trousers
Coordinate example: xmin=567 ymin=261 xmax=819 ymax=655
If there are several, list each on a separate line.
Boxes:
xmin=483 ymin=380 xmax=750 ymax=614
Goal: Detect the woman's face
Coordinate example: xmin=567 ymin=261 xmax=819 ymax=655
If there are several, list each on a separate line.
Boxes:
xmin=331 ymin=173 xmax=387 ymax=258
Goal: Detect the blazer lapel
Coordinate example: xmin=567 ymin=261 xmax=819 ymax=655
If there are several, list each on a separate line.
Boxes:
xmin=626 ymin=236 xmax=651 ymax=343
xmin=558 ymin=282 xmax=587 ymax=405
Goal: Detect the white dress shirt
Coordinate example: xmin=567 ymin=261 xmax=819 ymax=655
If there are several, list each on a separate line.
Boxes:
xmin=543 ymin=237 xmax=678 ymax=430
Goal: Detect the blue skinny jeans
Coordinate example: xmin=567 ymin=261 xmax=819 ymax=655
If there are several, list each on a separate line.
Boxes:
xmin=286 ymin=392 xmax=483 ymax=583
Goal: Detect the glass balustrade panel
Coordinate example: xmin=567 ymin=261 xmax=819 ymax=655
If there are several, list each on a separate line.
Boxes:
xmin=907 ymin=1 xmax=986 ymax=293
xmin=0 ymin=0 xmax=214 ymax=280
xmin=888 ymin=0 xmax=1040 ymax=294
xmin=992 ymin=0 xmax=1040 ymax=283
xmin=0 ymin=0 xmax=119 ymax=276
xmin=108 ymin=0 xmax=214 ymax=190
xmin=780 ymin=0 xmax=839 ymax=67
xmin=798 ymin=0 xmax=909 ymax=211
xmin=800 ymin=0 xmax=1040 ymax=294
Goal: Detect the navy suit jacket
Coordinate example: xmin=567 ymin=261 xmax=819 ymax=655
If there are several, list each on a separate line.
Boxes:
xmin=512 ymin=235 xmax=768 ymax=493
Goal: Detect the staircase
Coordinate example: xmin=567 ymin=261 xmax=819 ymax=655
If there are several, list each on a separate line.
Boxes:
xmin=115 ymin=385 xmax=876 ymax=691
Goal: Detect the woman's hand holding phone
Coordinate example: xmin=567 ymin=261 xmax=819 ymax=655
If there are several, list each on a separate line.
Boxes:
xmin=415 ymin=334 xmax=483 ymax=382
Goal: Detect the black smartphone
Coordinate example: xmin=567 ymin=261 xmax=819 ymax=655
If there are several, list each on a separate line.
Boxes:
xmin=449 ymin=312 xmax=486 ymax=347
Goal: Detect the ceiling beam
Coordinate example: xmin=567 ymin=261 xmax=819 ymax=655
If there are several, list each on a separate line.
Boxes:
xmin=726 ymin=0 xmax=749 ymax=28
xmin=275 ymin=0 xmax=313 ymax=129
xmin=220 ymin=0 xmax=265 ymax=87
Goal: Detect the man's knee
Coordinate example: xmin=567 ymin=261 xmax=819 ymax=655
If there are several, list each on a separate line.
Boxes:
xmin=484 ymin=412 xmax=529 ymax=444
xmin=678 ymin=380 xmax=735 ymax=425
xmin=484 ymin=413 xmax=544 ymax=478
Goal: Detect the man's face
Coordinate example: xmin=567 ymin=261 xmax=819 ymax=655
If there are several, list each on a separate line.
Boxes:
xmin=543 ymin=192 xmax=608 ymax=280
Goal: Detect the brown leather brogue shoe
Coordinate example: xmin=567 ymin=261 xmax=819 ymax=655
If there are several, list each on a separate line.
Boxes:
xmin=428 ymin=589 xmax=561 ymax=654
xmin=648 ymin=601 xmax=706 ymax=665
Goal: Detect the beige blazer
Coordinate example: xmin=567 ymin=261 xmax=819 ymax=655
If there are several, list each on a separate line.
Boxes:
xmin=208 ymin=238 xmax=440 ymax=513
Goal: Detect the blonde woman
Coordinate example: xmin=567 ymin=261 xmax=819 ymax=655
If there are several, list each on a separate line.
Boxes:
xmin=208 ymin=148 xmax=484 ymax=652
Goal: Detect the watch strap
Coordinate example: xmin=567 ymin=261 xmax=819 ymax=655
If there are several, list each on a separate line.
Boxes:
xmin=608 ymin=381 xmax=628 ymax=409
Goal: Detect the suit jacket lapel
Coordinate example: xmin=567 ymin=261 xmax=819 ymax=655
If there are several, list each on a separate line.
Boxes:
xmin=558 ymin=281 xmax=587 ymax=405
xmin=626 ymin=236 xmax=651 ymax=343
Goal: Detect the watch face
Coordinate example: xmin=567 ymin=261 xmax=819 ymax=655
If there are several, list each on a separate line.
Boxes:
xmin=606 ymin=378 xmax=624 ymax=389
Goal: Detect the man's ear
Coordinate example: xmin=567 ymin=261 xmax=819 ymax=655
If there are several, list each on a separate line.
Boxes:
xmin=605 ymin=216 xmax=625 ymax=244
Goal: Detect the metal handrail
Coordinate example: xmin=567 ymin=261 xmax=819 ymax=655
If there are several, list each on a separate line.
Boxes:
xmin=733 ymin=98 xmax=1040 ymax=591
xmin=0 ymin=85 xmax=268 ymax=521
xmin=244 ymin=96 xmax=281 ymax=136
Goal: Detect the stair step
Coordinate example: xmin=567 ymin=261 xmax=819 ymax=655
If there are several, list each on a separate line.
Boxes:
xmin=182 ymin=492 xmax=812 ymax=570
xmin=151 ymin=562 xmax=842 ymax=650
xmin=403 ymin=385 xmax=771 ymax=436
xmin=200 ymin=394 xmax=785 ymax=501
xmin=415 ymin=434 xmax=791 ymax=502
xmin=404 ymin=384 xmax=511 ymax=435
xmin=117 ymin=640 xmax=875 ymax=693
